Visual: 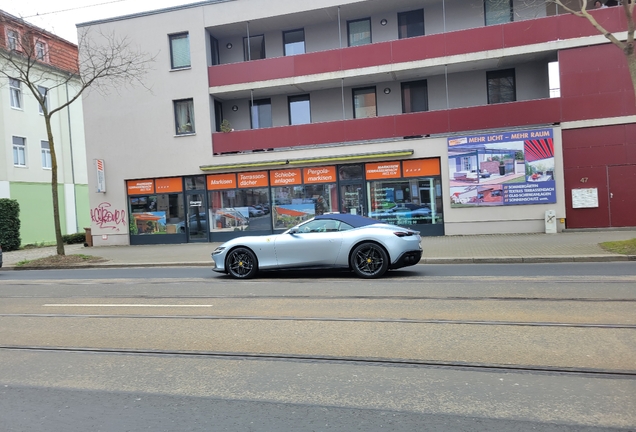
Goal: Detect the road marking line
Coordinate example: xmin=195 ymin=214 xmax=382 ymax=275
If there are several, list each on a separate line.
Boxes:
xmin=44 ymin=304 xmax=213 ymax=308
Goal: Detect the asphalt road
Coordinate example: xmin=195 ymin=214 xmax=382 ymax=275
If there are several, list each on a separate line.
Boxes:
xmin=0 ymin=263 xmax=634 ymax=431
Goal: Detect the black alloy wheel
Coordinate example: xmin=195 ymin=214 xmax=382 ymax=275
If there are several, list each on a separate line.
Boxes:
xmin=226 ymin=247 xmax=258 ymax=279
xmin=350 ymin=242 xmax=389 ymax=278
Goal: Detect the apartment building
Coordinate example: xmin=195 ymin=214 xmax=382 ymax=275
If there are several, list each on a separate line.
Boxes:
xmin=1 ymin=10 xmax=89 ymax=245
xmin=78 ymin=0 xmax=634 ymax=247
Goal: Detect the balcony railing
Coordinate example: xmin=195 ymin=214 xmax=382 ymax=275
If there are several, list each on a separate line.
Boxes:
xmin=212 ymin=98 xmax=561 ymax=154
xmin=208 ymin=8 xmax=625 ymax=89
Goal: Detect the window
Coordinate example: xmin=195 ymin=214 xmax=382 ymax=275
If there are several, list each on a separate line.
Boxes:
xmin=272 ymin=184 xmax=336 ymax=229
xmin=210 ymin=35 xmax=220 ymax=66
xmin=250 ymin=98 xmax=272 ymax=129
xmin=41 ymin=140 xmax=51 ymax=169
xmin=243 ymin=35 xmax=265 ymax=61
xmin=13 ymin=136 xmax=26 ymax=167
xmin=352 ymin=87 xmax=377 ymax=119
xmin=9 ymin=78 xmax=22 ymax=109
xmin=288 ymin=94 xmax=310 ymax=125
xmin=348 ymin=18 xmax=371 ymax=47
xmin=398 ymin=9 xmax=424 ymax=39
xmin=169 ymin=33 xmax=190 ymax=69
xmin=487 ymin=69 xmax=516 ymax=104
xmin=209 ymin=188 xmax=270 ymax=232
xmin=35 ymin=41 xmax=48 ymax=61
xmin=130 ymin=194 xmax=185 ymax=236
xmin=38 ymin=85 xmax=48 ymax=114
xmin=484 ymin=0 xmax=513 ymax=25
xmin=174 ymin=99 xmax=195 ymax=134
xmin=7 ymin=29 xmax=19 ymax=51
xmin=401 ymin=80 xmax=428 ymax=113
xmin=368 ymin=177 xmax=442 ymax=226
xmin=283 ymin=29 xmax=305 ymax=56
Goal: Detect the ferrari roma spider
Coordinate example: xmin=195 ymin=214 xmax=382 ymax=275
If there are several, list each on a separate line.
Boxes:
xmin=212 ymin=213 xmax=422 ymax=279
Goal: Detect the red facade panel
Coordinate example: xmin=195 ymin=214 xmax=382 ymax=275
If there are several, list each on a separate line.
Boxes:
xmin=502 ymin=17 xmax=559 ymax=47
xmin=343 ymin=116 xmax=395 ymax=142
xmin=293 ymin=50 xmax=342 ymax=76
xmin=394 ymin=111 xmax=450 ymax=136
xmin=341 ymin=42 xmax=392 ymax=70
xmin=444 ymin=26 xmax=503 ymax=56
xmin=390 ymin=34 xmax=446 ymax=63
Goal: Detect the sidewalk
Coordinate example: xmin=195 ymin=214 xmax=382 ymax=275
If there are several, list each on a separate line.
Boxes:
xmin=2 ymin=229 xmax=636 ymax=269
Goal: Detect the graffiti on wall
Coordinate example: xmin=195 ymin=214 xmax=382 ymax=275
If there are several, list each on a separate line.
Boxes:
xmin=91 ymin=202 xmax=127 ymax=231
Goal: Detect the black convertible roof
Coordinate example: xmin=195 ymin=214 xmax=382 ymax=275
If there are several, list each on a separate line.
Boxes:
xmin=315 ymin=213 xmax=378 ymax=228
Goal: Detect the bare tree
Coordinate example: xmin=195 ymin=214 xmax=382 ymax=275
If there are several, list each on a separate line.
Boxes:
xmin=0 ymin=12 xmax=155 ymax=255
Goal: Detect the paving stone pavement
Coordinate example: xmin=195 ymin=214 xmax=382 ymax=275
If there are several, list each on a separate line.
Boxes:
xmin=2 ymin=229 xmax=636 ymax=269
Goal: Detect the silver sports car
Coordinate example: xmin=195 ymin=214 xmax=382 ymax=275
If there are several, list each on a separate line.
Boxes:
xmin=212 ymin=213 xmax=422 ymax=279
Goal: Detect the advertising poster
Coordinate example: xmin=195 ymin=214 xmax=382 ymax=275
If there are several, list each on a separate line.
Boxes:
xmin=448 ymin=128 xmax=556 ymax=208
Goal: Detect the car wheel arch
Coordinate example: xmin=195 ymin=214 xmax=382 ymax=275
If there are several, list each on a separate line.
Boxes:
xmin=347 ymin=240 xmax=391 ymax=269
xmin=225 ymin=245 xmax=259 ymax=278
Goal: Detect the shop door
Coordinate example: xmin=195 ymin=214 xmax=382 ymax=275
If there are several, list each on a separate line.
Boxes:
xmin=340 ymin=183 xmax=366 ymax=216
xmin=186 ymin=191 xmax=209 ymax=242
xmin=608 ymin=164 xmax=636 ymax=227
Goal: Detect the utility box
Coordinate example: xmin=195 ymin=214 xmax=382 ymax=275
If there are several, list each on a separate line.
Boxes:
xmin=545 ymin=210 xmax=557 ymax=234
xmin=84 ymin=228 xmax=93 ymax=247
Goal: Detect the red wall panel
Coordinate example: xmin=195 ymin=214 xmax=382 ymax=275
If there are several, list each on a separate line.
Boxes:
xmin=293 ymin=50 xmax=342 ymax=76
xmin=445 ymin=25 xmax=503 ymax=56
xmin=503 ymin=17 xmax=558 ymax=47
xmin=391 ymin=34 xmax=446 ymax=63
xmin=394 ymin=111 xmax=450 ymax=136
xmin=341 ymin=42 xmax=392 ymax=70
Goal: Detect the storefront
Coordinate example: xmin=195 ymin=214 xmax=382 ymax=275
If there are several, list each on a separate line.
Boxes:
xmin=126 ymin=157 xmax=444 ymax=244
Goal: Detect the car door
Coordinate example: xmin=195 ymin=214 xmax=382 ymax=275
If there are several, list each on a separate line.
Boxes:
xmin=274 ymin=219 xmax=343 ymax=268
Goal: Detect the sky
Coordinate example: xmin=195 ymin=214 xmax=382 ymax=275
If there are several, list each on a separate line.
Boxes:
xmin=2 ymin=0 xmax=197 ymax=44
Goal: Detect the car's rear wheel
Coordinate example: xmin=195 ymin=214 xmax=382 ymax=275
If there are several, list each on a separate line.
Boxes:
xmin=350 ymin=242 xmax=389 ymax=278
xmin=226 ymin=247 xmax=258 ymax=279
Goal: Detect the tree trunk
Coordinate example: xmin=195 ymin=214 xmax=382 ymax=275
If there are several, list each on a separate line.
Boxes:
xmin=45 ymin=114 xmax=66 ymax=256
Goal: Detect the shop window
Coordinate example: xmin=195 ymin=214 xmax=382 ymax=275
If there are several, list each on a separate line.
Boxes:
xmin=209 ymin=188 xmax=270 ymax=232
xmin=339 ymin=165 xmax=364 ymax=181
xmin=283 ymin=29 xmax=305 ymax=56
xmin=174 ymin=98 xmax=195 ymax=134
xmin=484 ymin=0 xmax=513 ymax=26
xmin=288 ymin=94 xmax=310 ymax=125
xmin=367 ymin=178 xmax=442 ymax=226
xmin=185 ymin=176 xmax=206 ymax=190
xmin=398 ymin=9 xmax=424 ymax=39
xmin=129 ymin=194 xmax=185 ymax=235
xmin=244 ymin=34 xmax=265 ymax=60
xmin=348 ymin=18 xmax=371 ymax=47
xmin=272 ymin=184 xmax=336 ymax=229
xmin=401 ymin=80 xmax=428 ymax=113
xmin=169 ymin=32 xmax=190 ymax=69
xmin=352 ymin=87 xmax=376 ymax=119
xmin=41 ymin=140 xmax=51 ymax=169
xmin=250 ymin=98 xmax=272 ymax=129
xmin=487 ymin=69 xmax=516 ymax=104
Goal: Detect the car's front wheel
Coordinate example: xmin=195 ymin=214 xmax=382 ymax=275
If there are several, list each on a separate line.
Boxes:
xmin=226 ymin=247 xmax=258 ymax=279
xmin=350 ymin=242 xmax=389 ymax=278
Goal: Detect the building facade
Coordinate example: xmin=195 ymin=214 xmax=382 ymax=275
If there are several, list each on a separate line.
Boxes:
xmin=78 ymin=0 xmax=634 ymax=247
xmin=1 ymin=10 xmax=90 ymax=245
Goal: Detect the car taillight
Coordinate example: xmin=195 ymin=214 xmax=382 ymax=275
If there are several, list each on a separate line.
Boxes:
xmin=393 ymin=231 xmax=413 ymax=237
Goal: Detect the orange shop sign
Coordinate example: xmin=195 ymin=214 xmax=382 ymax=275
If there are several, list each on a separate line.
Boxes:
xmin=303 ymin=166 xmax=337 ymax=184
xmin=270 ymin=169 xmax=302 ymax=186
xmin=155 ymin=177 xmax=183 ymax=193
xmin=207 ymin=173 xmax=237 ymax=190
xmin=238 ymin=171 xmax=269 ymax=188
xmin=365 ymin=162 xmax=402 ymax=180
xmin=127 ymin=179 xmax=155 ymax=195
xmin=402 ymin=158 xmax=440 ymax=177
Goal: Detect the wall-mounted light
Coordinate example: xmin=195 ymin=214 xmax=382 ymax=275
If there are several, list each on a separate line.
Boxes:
xmin=226 ymin=43 xmax=233 ymax=49
xmin=380 ymin=19 xmax=388 ymax=26
xmin=232 ymin=105 xmax=238 ymax=111
xmin=383 ymin=88 xmax=391 ymax=94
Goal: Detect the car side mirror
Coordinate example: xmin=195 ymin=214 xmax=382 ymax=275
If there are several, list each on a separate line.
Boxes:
xmin=288 ymin=227 xmax=299 ymax=234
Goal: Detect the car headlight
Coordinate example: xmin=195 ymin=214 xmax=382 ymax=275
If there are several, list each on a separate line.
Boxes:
xmin=212 ymin=247 xmax=225 ymax=255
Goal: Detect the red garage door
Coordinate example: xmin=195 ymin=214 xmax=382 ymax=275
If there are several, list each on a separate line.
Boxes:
xmin=608 ymin=164 xmax=636 ymax=227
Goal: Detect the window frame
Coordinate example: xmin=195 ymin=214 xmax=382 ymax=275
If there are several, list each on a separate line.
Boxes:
xmin=397 ymin=9 xmax=425 ymax=39
xmin=9 ymin=78 xmax=22 ymax=109
xmin=401 ymin=79 xmax=429 ymax=113
xmin=34 ymin=40 xmax=49 ymax=62
xmin=37 ymin=85 xmax=48 ymax=114
xmin=169 ymin=32 xmax=191 ymax=70
xmin=352 ymin=86 xmax=377 ymax=119
xmin=243 ymin=34 xmax=266 ymax=61
xmin=347 ymin=18 xmax=372 ymax=47
xmin=288 ymin=94 xmax=311 ymax=125
xmin=250 ymin=98 xmax=272 ymax=129
xmin=12 ymin=136 xmax=27 ymax=167
xmin=41 ymin=140 xmax=52 ymax=169
xmin=6 ymin=29 xmax=19 ymax=51
xmin=484 ymin=0 xmax=514 ymax=26
xmin=173 ymin=98 xmax=196 ymax=135
xmin=487 ymin=68 xmax=516 ymax=104
xmin=283 ymin=28 xmax=306 ymax=56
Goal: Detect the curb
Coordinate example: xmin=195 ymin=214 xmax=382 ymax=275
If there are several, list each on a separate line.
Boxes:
xmin=4 ymin=255 xmax=634 ymax=270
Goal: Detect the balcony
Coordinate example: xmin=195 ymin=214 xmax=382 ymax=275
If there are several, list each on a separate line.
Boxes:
xmin=212 ymin=98 xmax=561 ymax=154
xmin=208 ymin=7 xmax=626 ymax=90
